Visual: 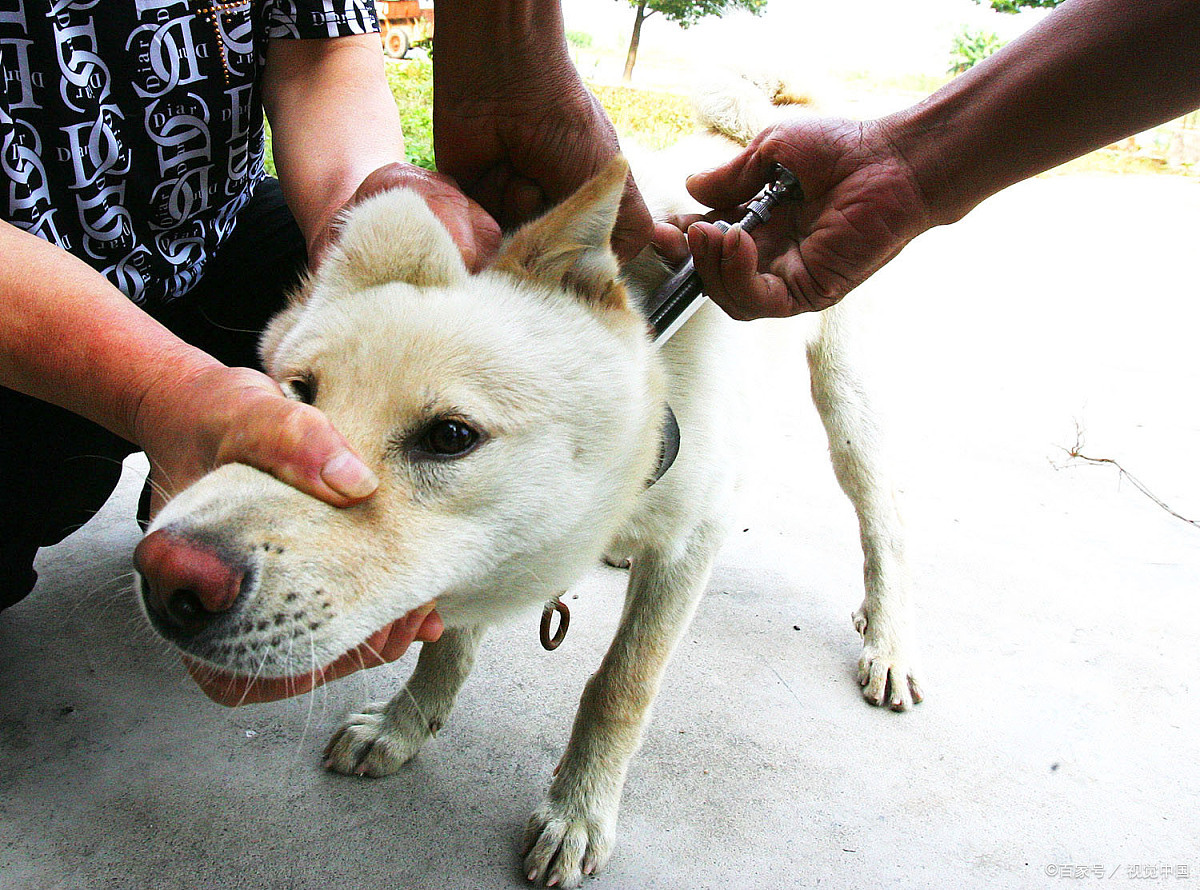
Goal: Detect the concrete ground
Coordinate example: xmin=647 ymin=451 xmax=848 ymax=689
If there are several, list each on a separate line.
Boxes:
xmin=2 ymin=173 xmax=1198 ymax=889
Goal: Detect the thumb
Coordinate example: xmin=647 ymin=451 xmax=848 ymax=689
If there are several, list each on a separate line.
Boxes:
xmin=215 ymin=384 xmax=378 ymax=507
xmin=685 ymin=141 xmax=778 ymax=211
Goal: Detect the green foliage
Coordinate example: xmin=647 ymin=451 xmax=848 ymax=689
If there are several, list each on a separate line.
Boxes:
xmin=971 ymin=0 xmax=1064 ymax=12
xmin=619 ymin=0 xmax=767 ymax=29
xmin=384 ymin=59 xmax=435 ymax=170
xmin=566 ymin=29 xmax=594 ymax=49
xmin=948 ymin=28 xmax=1004 ymax=74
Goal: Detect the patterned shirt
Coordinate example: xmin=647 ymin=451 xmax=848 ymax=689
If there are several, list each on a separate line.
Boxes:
xmin=0 ymin=0 xmax=378 ymax=304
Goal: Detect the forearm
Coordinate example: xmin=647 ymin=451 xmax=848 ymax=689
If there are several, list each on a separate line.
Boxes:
xmin=433 ymin=0 xmax=576 ymax=101
xmin=0 ymin=222 xmax=221 ymax=444
xmin=888 ymin=0 xmax=1200 ymax=225
xmin=263 ymin=35 xmax=406 ymax=251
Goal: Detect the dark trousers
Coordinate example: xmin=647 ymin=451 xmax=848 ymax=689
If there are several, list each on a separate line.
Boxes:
xmin=0 ymin=178 xmax=307 ymax=612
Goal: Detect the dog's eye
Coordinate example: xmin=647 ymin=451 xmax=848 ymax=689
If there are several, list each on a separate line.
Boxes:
xmin=417 ymin=419 xmax=480 ymax=458
xmin=283 ymin=374 xmax=316 ymax=405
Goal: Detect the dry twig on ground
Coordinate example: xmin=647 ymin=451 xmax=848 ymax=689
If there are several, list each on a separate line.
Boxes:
xmin=1055 ymin=422 xmax=1200 ymax=530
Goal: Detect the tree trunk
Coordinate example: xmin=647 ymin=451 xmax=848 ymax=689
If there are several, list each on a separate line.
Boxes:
xmin=622 ymin=1 xmax=649 ymax=83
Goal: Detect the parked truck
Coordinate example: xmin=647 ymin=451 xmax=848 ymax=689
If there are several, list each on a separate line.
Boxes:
xmin=375 ymin=1 xmax=433 ymax=59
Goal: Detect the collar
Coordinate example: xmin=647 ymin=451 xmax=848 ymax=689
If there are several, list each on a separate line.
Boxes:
xmin=649 ymin=405 xmax=680 ymax=486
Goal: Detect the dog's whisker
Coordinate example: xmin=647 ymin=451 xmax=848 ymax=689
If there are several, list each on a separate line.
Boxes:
xmin=235 ymin=643 xmax=274 ymax=709
xmin=310 ymin=634 xmax=333 ymax=738
xmin=506 ymin=560 xmax=550 ymax=589
xmin=143 ymin=474 xmax=172 ymax=503
xmin=67 ymin=570 xmax=142 ymax=624
xmin=217 ymin=657 xmax=243 ymax=703
xmin=197 ymin=307 xmax=262 ymax=336
xmin=80 ymin=570 xmax=138 ymax=604
xmin=402 ymin=685 xmax=433 ymax=736
xmin=289 ymin=632 xmax=318 ymax=758
xmin=351 ymin=642 xmax=374 ymax=700
xmin=353 ymin=633 xmax=432 ymax=733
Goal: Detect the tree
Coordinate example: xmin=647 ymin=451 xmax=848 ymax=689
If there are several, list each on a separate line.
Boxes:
xmin=618 ymin=0 xmax=768 ymax=82
xmin=972 ymin=0 xmax=1065 ymax=12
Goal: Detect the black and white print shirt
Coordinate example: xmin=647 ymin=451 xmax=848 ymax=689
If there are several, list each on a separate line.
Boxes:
xmin=0 ymin=0 xmax=378 ymax=304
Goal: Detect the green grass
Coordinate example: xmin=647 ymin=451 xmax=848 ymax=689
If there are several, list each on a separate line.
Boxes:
xmin=590 ymin=82 xmax=695 ymax=150
xmin=385 ymin=59 xmax=435 ymax=169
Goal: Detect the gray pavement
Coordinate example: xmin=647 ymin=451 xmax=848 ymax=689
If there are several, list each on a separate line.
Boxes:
xmin=2 ymin=173 xmax=1198 ymax=889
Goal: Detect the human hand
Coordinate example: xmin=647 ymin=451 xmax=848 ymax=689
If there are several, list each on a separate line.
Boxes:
xmin=133 ymin=362 xmax=380 ymax=518
xmin=682 ymin=116 xmax=932 ymax=318
xmin=434 ymin=49 xmax=669 ymax=263
xmin=184 ymin=602 xmax=445 ymax=706
xmin=308 ymin=161 xmax=503 ymax=272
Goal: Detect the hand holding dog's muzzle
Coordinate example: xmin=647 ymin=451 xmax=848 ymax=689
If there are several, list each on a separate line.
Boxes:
xmin=181 ymin=603 xmax=443 ymax=706
xmin=133 ymin=364 xmax=379 ymax=519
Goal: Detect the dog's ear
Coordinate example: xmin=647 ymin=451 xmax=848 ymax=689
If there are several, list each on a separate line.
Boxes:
xmin=495 ymin=156 xmax=629 ymax=310
xmin=317 ymin=189 xmax=469 ymax=293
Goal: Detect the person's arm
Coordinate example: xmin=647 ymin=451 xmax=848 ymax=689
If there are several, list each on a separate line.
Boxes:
xmin=0 ymin=220 xmax=376 ymax=510
xmin=894 ymin=0 xmax=1200 ymax=227
xmin=262 ymin=33 xmax=500 ymax=270
xmin=432 ymin=0 xmax=669 ymax=261
xmin=262 ymin=34 xmax=405 ymax=254
xmin=685 ymin=0 xmax=1200 ymax=318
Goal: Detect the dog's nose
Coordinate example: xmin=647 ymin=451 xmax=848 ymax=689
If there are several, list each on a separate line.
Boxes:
xmin=134 ymin=530 xmax=245 ymax=634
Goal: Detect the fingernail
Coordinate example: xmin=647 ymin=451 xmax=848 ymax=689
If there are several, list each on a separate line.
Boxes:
xmin=321 ymin=450 xmax=378 ymax=499
xmin=722 ymin=223 xmax=743 ymax=259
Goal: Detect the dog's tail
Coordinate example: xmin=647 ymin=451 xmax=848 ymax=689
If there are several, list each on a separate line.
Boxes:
xmin=692 ymin=70 xmax=819 ymax=147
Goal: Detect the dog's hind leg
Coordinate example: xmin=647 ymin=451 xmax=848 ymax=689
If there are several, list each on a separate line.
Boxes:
xmin=807 ymin=305 xmax=923 ymax=711
xmin=324 ymin=624 xmax=485 ymax=776
xmin=522 ymin=522 xmax=722 ymax=888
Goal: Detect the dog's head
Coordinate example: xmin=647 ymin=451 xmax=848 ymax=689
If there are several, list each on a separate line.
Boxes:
xmin=136 ymin=159 xmax=666 ymax=681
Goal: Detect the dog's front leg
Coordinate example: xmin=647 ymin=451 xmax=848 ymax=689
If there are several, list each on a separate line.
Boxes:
xmin=324 ymin=625 xmax=485 ymax=776
xmin=523 ymin=525 xmax=721 ymax=888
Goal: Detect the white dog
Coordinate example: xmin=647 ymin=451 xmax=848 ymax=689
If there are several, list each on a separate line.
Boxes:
xmin=136 ymin=96 xmax=919 ymax=889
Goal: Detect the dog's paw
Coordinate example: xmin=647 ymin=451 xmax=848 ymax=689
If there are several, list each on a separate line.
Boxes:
xmin=522 ymin=801 xmax=615 ymax=889
xmin=323 ymin=699 xmax=431 ymax=777
xmin=857 ymin=646 xmax=923 ymax=711
xmin=853 ymin=606 xmax=924 ymax=711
